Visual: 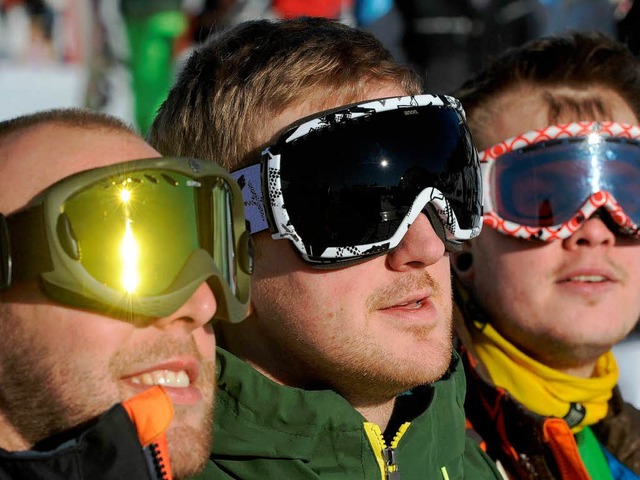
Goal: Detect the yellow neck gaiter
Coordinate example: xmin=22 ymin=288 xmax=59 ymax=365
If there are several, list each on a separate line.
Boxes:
xmin=471 ymin=322 xmax=619 ymax=432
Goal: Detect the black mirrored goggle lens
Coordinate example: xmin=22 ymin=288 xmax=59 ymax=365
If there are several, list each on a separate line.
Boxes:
xmin=492 ymin=138 xmax=640 ymax=227
xmin=61 ymin=170 xmax=237 ymax=297
xmin=278 ymin=107 xmax=480 ymax=254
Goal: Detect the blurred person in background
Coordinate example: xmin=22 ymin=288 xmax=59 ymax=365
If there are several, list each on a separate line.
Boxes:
xmin=119 ymin=0 xmax=188 ymax=135
xmin=391 ymin=0 xmax=624 ymax=94
xmin=186 ymin=0 xmax=354 ymax=44
xmin=617 ymin=0 xmax=640 ymax=55
xmin=0 ymin=0 xmax=56 ymax=62
xmin=538 ymin=0 xmax=617 ymax=36
xmin=394 ymin=0 xmax=545 ymax=93
xmin=0 ymin=108 xmax=251 ymax=479
xmin=453 ymin=31 xmax=640 ymax=479
xmin=354 ymin=0 xmax=407 ymax=63
xmin=149 ymin=16 xmax=502 ymax=480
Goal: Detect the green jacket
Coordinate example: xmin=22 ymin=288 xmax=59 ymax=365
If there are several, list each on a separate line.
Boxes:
xmin=190 ymin=347 xmax=501 ymax=479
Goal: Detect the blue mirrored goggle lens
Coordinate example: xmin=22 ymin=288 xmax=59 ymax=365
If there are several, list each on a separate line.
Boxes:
xmin=492 ymin=137 xmax=640 ymax=227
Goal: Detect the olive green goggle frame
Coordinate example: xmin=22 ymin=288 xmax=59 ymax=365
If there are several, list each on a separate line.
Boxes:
xmin=0 ymin=157 xmax=252 ymax=324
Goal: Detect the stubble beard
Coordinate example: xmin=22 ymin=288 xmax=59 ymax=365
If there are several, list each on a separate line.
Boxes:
xmin=278 ymin=270 xmax=453 ymax=405
xmin=168 ymin=361 xmax=216 ymax=479
xmin=360 ymin=269 xmax=453 ymax=390
xmin=0 ymin=305 xmax=215 ymax=478
xmin=0 ymin=305 xmax=111 ymax=448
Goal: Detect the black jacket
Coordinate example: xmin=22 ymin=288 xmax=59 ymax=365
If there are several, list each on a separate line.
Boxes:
xmin=0 ymin=387 xmax=172 ymax=480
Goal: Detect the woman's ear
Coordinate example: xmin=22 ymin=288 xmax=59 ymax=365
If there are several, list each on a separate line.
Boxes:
xmin=451 ymin=243 xmax=475 ymax=285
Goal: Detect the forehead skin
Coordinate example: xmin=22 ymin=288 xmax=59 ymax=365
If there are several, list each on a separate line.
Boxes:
xmin=0 ymin=124 xmax=160 ymax=214
xmin=477 ymin=85 xmax=639 ymax=150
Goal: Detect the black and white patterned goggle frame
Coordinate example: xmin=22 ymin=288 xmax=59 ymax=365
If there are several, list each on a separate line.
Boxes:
xmin=232 ymin=94 xmax=483 ymax=266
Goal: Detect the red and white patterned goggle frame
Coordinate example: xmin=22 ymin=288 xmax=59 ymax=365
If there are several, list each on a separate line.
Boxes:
xmin=480 ymin=121 xmax=640 ymax=241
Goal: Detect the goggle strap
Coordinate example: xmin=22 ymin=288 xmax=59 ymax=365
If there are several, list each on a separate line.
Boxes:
xmin=231 ymin=164 xmax=269 ymax=235
xmin=5 ymin=206 xmax=53 ymax=284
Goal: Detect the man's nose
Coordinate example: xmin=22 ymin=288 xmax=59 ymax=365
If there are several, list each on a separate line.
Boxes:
xmin=563 ymin=211 xmax=617 ymax=250
xmin=152 ymin=282 xmax=217 ymax=331
xmin=385 ymin=212 xmax=446 ymax=271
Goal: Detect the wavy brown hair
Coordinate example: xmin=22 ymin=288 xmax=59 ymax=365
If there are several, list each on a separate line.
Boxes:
xmin=455 ymin=31 xmax=640 ymax=147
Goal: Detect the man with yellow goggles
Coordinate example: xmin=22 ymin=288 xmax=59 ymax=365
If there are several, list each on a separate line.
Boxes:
xmin=0 ymin=109 xmax=251 ymax=479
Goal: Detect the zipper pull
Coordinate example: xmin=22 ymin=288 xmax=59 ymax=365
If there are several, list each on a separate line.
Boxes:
xmin=383 ymin=447 xmax=401 ymax=480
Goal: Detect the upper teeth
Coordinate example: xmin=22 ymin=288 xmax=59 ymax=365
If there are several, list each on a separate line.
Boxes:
xmin=130 ymin=369 xmax=190 ymax=388
xmin=398 ymin=300 xmax=422 ymax=310
xmin=568 ymin=275 xmax=606 ymax=282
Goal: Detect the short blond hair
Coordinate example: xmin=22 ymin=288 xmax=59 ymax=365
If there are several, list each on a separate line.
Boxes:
xmin=148 ymin=17 xmax=422 ymax=171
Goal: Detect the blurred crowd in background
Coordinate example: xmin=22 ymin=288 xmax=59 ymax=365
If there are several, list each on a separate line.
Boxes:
xmin=1 ymin=0 xmax=640 ymax=131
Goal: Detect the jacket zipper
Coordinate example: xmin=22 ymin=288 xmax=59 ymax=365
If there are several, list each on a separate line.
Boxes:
xmin=146 ymin=442 xmax=170 ymax=480
xmin=364 ymin=422 xmax=411 ymax=480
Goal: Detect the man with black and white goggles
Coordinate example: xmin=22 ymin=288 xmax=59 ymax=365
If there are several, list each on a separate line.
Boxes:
xmin=231 ymin=94 xmax=483 ymax=267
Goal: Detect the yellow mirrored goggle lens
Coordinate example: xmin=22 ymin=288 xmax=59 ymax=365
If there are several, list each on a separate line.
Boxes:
xmin=61 ymin=170 xmax=230 ymax=297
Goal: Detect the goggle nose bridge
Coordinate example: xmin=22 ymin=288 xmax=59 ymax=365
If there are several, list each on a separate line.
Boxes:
xmin=580 ymin=191 xmax=640 ymax=235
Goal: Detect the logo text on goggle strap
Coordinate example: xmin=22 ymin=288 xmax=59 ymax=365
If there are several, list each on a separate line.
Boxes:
xmin=187 ymin=158 xmax=201 ymax=172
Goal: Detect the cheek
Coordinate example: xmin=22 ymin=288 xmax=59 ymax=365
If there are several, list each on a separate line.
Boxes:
xmin=433 ymin=256 xmax=453 ymax=305
xmin=254 ymin=269 xmax=341 ymax=315
xmin=252 ymin=239 xmax=354 ymax=310
xmin=614 ymin=244 xmax=640 ymax=304
xmin=470 ymin=239 xmax=547 ymax=309
xmin=622 ymin=245 xmax=640 ymax=274
xmin=14 ymin=303 xmax=135 ymax=367
xmin=63 ymin=316 xmax=134 ymax=353
xmin=435 ymin=255 xmax=453 ymax=281
xmin=252 ymin=262 xmax=370 ymax=340
xmin=192 ymin=324 xmax=216 ymax=359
